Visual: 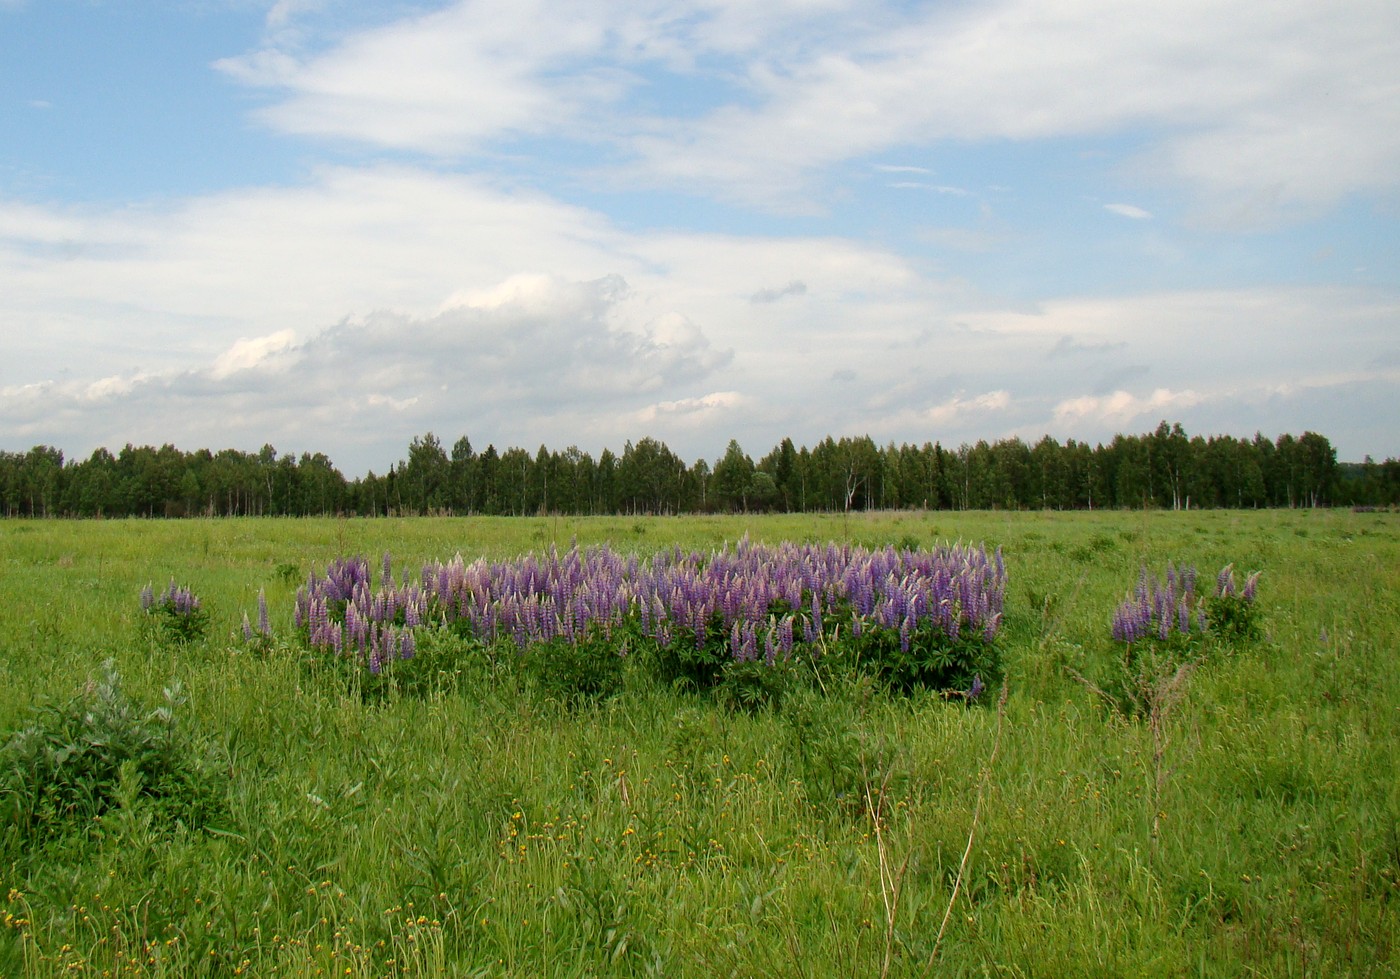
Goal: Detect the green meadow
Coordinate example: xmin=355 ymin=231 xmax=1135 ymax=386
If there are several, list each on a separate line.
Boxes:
xmin=1 ymin=509 xmax=1396 ymax=977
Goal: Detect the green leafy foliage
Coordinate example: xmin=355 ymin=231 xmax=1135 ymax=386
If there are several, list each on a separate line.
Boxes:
xmin=0 ymin=661 xmax=225 ymax=846
xmin=846 ymin=617 xmax=1000 ymax=694
xmin=518 ymin=628 xmax=628 ymax=707
xmin=714 ymin=658 xmax=796 ymax=713
xmin=639 ymin=613 xmax=731 ymax=692
xmin=1206 ymin=592 xmax=1263 ymax=643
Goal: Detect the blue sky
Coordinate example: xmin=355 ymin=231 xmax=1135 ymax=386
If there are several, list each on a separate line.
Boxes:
xmin=2 ymin=0 xmax=1397 ymax=476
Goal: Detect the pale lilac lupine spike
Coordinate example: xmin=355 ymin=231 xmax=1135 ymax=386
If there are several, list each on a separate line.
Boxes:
xmin=1243 ymin=571 xmax=1260 ymax=602
xmin=1217 ymin=564 xmax=1234 ymax=598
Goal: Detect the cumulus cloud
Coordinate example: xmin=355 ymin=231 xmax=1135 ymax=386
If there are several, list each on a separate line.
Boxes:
xmin=0 ymin=272 xmax=733 ymax=462
xmin=634 ymin=391 xmax=752 ymax=426
xmin=2 ymin=142 xmax=1397 ymax=467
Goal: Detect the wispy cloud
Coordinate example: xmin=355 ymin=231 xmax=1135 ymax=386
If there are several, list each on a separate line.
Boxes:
xmin=750 ymin=280 xmax=807 ymax=303
xmin=1047 ymin=334 xmax=1127 ymax=358
xmin=1104 ymin=202 xmax=1152 ymax=219
xmin=613 ymin=1 xmax=1400 ymax=218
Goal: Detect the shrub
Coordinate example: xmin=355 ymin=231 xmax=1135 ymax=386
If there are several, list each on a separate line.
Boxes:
xmin=714 ymin=657 xmax=796 ymax=713
xmin=847 ymin=615 xmax=1001 ymax=693
xmin=518 ymin=628 xmax=627 ymax=707
xmin=0 ymin=661 xmax=225 ymax=845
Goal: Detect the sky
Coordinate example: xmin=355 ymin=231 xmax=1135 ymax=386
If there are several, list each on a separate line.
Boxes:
xmin=2 ymin=0 xmax=1398 ymax=476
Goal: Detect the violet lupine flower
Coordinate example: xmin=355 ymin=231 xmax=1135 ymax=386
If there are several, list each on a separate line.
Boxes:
xmin=1112 ymin=564 xmax=1204 ymax=643
xmin=309 ymin=597 xmax=332 ymax=648
xmin=966 ymin=674 xmax=985 ymax=701
xmin=778 ymin=616 xmax=794 ymax=657
xmin=257 ymin=588 xmax=271 ymax=637
xmin=140 ymin=583 xmax=155 ymax=611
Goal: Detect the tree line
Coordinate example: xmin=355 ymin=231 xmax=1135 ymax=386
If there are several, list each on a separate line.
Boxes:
xmin=1 ymin=422 xmax=1395 ymax=519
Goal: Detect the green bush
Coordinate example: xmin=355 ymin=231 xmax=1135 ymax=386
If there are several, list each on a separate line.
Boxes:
xmin=518 ymin=628 xmax=627 ymax=707
xmin=0 ymin=661 xmax=225 ymax=845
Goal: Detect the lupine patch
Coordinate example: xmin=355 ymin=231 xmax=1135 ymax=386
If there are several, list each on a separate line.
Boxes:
xmin=1111 ymin=564 xmax=1204 ymax=645
xmin=1205 ymin=564 xmax=1264 ymax=642
xmin=291 ymin=538 xmax=1006 ymax=699
xmin=141 ymin=579 xmax=210 ymax=644
xmin=1111 ymin=563 xmax=1262 ymax=647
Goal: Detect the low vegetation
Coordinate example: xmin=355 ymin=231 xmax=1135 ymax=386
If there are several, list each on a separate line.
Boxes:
xmin=0 ymin=509 xmax=1395 ymax=976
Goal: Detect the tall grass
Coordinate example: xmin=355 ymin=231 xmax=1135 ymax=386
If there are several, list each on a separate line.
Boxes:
xmin=1 ymin=509 xmax=1396 ymax=976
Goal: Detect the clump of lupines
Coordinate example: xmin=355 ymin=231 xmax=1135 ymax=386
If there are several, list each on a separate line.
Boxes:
xmin=1206 ymin=563 xmax=1264 ymax=642
xmin=632 ymin=537 xmax=1005 ymax=669
xmin=1111 ymin=564 xmax=1203 ymax=644
xmin=1214 ymin=563 xmax=1260 ymax=602
xmin=1112 ymin=563 xmax=1263 ymax=645
xmin=141 ymin=579 xmax=210 ymax=643
xmin=292 ymin=537 xmax=1006 ymax=691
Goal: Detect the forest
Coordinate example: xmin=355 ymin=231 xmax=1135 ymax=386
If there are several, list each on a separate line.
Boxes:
xmin=1 ymin=421 xmax=1395 ymax=518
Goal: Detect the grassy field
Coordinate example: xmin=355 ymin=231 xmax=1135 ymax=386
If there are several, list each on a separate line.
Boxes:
xmin=0 ymin=509 xmax=1396 ymax=977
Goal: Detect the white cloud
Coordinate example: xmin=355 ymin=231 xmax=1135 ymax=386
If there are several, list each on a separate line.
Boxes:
xmin=634 ymin=390 xmax=752 ymax=424
xmin=924 ymin=390 xmax=1012 ymax=428
xmin=218 ymin=0 xmax=631 ymax=154
xmin=1104 ymin=203 xmax=1152 ymax=220
xmin=211 ymin=330 xmax=296 ymax=380
xmin=749 ymin=280 xmax=807 ymax=303
xmin=2 ymin=155 xmax=1397 ymax=467
xmin=617 ymin=0 xmax=1400 ymax=217
xmin=1053 ymin=388 xmax=1204 ymax=427
xmin=207 ymin=0 xmax=1400 ymax=224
